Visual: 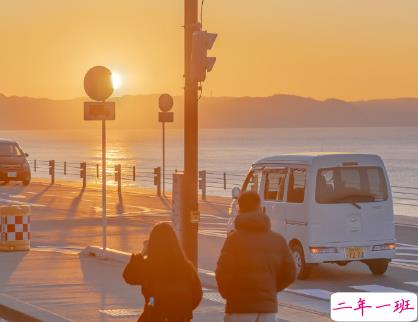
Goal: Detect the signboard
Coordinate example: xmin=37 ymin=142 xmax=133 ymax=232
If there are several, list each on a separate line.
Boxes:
xmin=159 ymin=112 xmax=174 ymax=123
xmin=84 ymin=102 xmax=115 ymax=121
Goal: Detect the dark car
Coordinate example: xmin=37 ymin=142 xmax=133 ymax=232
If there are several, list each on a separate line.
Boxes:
xmin=0 ymin=139 xmax=31 ymax=186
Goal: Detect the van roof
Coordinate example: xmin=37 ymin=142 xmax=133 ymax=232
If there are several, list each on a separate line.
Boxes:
xmin=0 ymin=138 xmax=16 ymax=144
xmin=254 ymin=152 xmax=381 ymax=166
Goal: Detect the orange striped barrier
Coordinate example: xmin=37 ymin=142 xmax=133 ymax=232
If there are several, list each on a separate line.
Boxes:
xmin=0 ymin=205 xmax=31 ymax=251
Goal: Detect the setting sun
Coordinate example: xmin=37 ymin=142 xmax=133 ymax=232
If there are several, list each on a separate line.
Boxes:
xmin=111 ymin=72 xmax=122 ymax=90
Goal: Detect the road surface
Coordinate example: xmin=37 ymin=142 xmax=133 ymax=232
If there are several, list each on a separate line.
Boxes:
xmin=0 ymin=180 xmax=417 ymax=315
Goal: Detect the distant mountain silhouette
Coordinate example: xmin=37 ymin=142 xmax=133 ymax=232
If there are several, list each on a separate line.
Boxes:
xmin=1 ymin=93 xmax=418 ymax=129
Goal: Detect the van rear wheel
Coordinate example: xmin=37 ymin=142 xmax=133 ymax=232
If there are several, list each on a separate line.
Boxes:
xmin=291 ymin=244 xmax=312 ymax=280
xmin=366 ymin=259 xmax=390 ymax=275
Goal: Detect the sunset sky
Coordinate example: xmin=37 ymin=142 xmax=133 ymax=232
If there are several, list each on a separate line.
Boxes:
xmin=1 ymin=0 xmax=418 ymax=100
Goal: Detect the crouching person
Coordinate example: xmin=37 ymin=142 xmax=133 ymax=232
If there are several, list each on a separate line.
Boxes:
xmin=123 ymin=222 xmax=202 ymax=322
xmin=216 ymin=192 xmax=296 ymax=322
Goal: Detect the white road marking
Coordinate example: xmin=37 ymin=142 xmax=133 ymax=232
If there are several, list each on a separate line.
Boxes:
xmin=203 ymin=291 xmax=225 ymax=304
xmin=0 ymin=198 xmax=45 ymax=207
xmin=9 ymin=194 xmax=27 ymax=199
xmin=390 ymin=261 xmax=418 ymax=271
xmin=393 ymin=259 xmax=418 ymax=264
xmin=31 ymin=246 xmax=82 ymax=255
xmin=398 ymin=243 xmax=418 ymax=249
xmin=396 ymin=252 xmax=418 ymax=257
xmin=198 ymin=267 xmax=334 ymax=304
xmin=198 ymin=229 xmax=227 ymax=238
xmin=99 ymin=308 xmax=141 ymax=317
xmin=350 ymin=284 xmax=407 ymax=293
xmin=396 ymin=246 xmax=418 ymax=251
xmin=201 ymin=213 xmax=229 ymax=221
xmin=405 ymin=281 xmax=418 ymax=287
xmin=285 ymin=288 xmax=332 ymax=301
xmin=198 ymin=268 xmax=216 ymax=276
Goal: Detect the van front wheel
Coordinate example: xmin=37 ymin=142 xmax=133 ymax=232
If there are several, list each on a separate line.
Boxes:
xmin=366 ymin=259 xmax=390 ymax=275
xmin=291 ymin=244 xmax=312 ymax=280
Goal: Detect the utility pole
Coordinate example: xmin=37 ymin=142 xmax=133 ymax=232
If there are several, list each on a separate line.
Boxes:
xmin=183 ymin=0 xmax=199 ymax=266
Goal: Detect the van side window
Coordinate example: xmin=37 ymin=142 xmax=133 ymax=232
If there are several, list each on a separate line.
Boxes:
xmin=264 ymin=170 xmax=287 ymax=201
xmin=287 ymin=169 xmax=306 ymax=203
xmin=242 ymin=170 xmax=260 ymax=193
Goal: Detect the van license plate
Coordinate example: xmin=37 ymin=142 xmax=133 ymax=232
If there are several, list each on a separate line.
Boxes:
xmin=345 ymin=247 xmax=364 ymax=259
xmin=7 ymin=172 xmax=17 ymax=178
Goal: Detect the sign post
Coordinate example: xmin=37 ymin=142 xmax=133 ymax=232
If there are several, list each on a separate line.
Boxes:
xmin=83 ymin=66 xmax=115 ymax=254
xmin=158 ymin=94 xmax=174 ymax=196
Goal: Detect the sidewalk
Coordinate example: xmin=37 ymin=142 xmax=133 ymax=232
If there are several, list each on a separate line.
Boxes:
xmin=0 ymin=249 xmax=331 ymax=322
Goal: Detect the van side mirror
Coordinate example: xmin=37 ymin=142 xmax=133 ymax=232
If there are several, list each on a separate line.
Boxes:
xmin=232 ymin=186 xmax=241 ymax=199
xmin=25 ymin=153 xmax=29 ymax=157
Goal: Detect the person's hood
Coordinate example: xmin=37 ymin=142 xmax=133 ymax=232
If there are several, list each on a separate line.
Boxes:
xmin=234 ymin=210 xmax=271 ymax=232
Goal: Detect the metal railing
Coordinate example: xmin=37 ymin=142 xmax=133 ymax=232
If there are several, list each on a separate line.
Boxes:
xmin=28 ymin=159 xmax=247 ymax=198
xmin=27 ymin=159 xmax=418 ymax=210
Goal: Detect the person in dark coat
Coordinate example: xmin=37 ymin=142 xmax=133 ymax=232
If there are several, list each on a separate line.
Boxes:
xmin=123 ymin=222 xmax=202 ymax=322
xmin=216 ymin=191 xmax=296 ymax=322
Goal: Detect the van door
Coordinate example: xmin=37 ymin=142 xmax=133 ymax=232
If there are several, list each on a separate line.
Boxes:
xmin=313 ymin=166 xmax=393 ymax=244
xmin=262 ymin=168 xmax=288 ymax=237
xmin=228 ymin=168 xmax=263 ymax=230
xmin=284 ymin=168 xmax=308 ymax=241
xmin=241 ymin=168 xmax=262 ymax=194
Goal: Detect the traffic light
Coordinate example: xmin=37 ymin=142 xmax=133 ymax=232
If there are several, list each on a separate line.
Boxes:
xmin=191 ymin=30 xmax=217 ymax=82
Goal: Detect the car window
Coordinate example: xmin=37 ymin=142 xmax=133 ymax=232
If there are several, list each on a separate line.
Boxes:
xmin=242 ymin=170 xmax=261 ymax=193
xmin=287 ymin=168 xmax=306 ymax=203
xmin=0 ymin=143 xmax=23 ymax=157
xmin=264 ymin=169 xmax=287 ymax=201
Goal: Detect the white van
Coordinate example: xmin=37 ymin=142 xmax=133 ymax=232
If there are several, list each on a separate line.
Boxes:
xmin=229 ymin=153 xmax=396 ymax=279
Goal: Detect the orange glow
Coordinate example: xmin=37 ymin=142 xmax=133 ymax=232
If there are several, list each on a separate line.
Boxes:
xmin=0 ymin=1 xmax=418 ymax=100
xmin=111 ymin=72 xmax=122 ymax=90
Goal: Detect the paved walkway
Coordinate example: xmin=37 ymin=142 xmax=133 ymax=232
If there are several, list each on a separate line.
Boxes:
xmin=2 ymin=180 xmax=417 ymax=321
xmin=0 ymin=250 xmax=331 ymax=322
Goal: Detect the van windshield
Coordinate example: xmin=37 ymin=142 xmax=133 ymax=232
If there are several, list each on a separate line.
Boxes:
xmin=0 ymin=142 xmax=23 ymax=157
xmin=316 ymin=166 xmax=388 ymax=204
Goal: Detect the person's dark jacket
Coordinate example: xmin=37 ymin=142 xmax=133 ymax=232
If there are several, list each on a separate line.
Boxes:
xmin=216 ymin=210 xmax=296 ymax=313
xmin=123 ymin=254 xmax=202 ymax=322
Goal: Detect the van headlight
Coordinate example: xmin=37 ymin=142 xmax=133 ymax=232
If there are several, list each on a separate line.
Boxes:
xmin=309 ymin=247 xmax=338 ymax=254
xmin=372 ymin=243 xmax=396 ymax=251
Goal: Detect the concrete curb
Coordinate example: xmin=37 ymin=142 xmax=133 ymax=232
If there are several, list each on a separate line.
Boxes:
xmin=81 ymin=246 xmax=131 ymax=264
xmin=0 ymin=293 xmax=73 ymax=322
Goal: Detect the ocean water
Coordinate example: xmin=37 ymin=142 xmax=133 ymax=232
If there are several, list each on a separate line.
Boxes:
xmin=1 ymin=127 xmax=418 ymax=217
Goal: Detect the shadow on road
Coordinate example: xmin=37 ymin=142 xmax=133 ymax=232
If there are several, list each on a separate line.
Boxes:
xmin=68 ymin=188 xmax=85 ymax=215
xmin=116 ymin=191 xmax=125 ymax=214
xmin=158 ymin=195 xmax=172 ymax=210
xmin=28 ymin=184 xmax=52 ymax=203
xmin=79 ymin=255 xmax=141 ymax=322
xmin=0 ymin=252 xmax=28 ymax=287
